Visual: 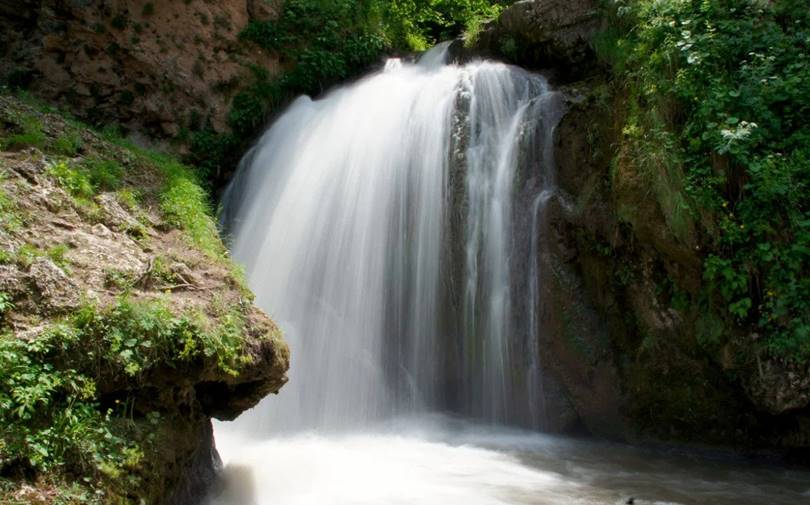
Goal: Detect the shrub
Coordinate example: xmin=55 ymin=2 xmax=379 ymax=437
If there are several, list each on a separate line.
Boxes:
xmin=602 ymin=0 xmax=810 ymax=361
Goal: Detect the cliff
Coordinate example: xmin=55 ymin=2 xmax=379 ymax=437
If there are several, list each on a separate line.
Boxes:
xmin=0 ymin=94 xmax=289 ymax=503
xmin=0 ymin=0 xmax=280 ymax=139
xmin=470 ymin=0 xmax=810 ymax=456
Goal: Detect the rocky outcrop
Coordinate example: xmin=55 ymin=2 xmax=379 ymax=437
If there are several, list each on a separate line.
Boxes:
xmin=467 ymin=2 xmax=810 ymax=453
xmin=545 ymin=75 xmax=809 ymax=451
xmin=471 ymin=0 xmax=604 ymax=79
xmin=0 ymin=96 xmax=289 ymax=503
xmin=0 ymin=0 xmax=281 ymax=138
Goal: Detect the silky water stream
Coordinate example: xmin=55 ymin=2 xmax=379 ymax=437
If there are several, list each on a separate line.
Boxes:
xmin=211 ymin=45 xmax=810 ymax=505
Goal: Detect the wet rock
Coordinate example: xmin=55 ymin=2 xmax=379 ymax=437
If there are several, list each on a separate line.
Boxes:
xmin=744 ymin=358 xmax=810 ymax=415
xmin=167 ymin=420 xmax=223 ymax=505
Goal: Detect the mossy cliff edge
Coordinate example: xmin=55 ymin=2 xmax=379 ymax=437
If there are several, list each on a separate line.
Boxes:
xmin=0 ymin=95 xmax=289 ymax=504
xmin=470 ymin=0 xmax=809 ymax=456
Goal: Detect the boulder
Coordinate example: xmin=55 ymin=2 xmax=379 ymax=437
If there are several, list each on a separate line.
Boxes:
xmin=472 ymin=0 xmax=604 ymax=79
xmin=28 ymin=258 xmax=81 ymax=313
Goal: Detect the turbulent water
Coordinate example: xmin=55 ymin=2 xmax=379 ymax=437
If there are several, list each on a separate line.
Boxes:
xmin=214 ymin=46 xmax=809 ymax=504
xmin=211 ymin=416 xmax=810 ymax=505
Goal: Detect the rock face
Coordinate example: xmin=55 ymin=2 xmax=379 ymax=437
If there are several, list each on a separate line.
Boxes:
xmin=549 ymin=80 xmax=810 ymax=453
xmin=0 ymin=0 xmax=281 ymax=137
xmin=0 ymin=96 xmax=289 ymax=503
xmin=472 ymin=0 xmax=604 ymax=78
xmin=468 ymin=2 xmax=810 ymax=453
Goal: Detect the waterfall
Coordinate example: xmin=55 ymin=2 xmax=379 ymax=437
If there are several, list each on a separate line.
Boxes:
xmin=222 ymin=45 xmax=564 ymax=433
xmin=209 ymin=45 xmax=810 ymax=505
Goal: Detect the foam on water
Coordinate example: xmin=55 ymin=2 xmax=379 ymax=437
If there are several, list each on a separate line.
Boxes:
xmin=210 ymin=417 xmax=810 ymax=505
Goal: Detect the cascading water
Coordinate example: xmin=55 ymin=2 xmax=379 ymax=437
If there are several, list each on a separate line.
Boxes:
xmin=211 ymin=46 xmax=810 ymax=505
xmin=223 ymin=43 xmax=564 ymax=432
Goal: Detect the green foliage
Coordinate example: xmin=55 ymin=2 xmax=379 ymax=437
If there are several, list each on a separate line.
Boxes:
xmin=48 ymin=161 xmax=94 ymax=199
xmin=47 ymin=158 xmax=120 ymax=222
xmin=111 ymin=13 xmax=128 ymax=31
xmin=48 ymin=157 xmax=122 ymax=206
xmin=14 ymin=243 xmax=44 ymax=269
xmin=147 ymin=151 xmax=227 ymax=258
xmin=239 ymin=0 xmax=502 ymax=94
xmin=0 ymin=292 xmax=12 ymax=319
xmin=0 ymin=323 xmax=143 ymax=494
xmin=2 ymin=114 xmax=46 ymax=150
xmin=80 ymin=157 xmax=123 ymax=191
xmin=194 ymin=1 xmax=505 ymax=182
xmin=187 ymin=129 xmax=239 ymax=182
xmin=73 ymin=298 xmax=250 ymax=377
xmin=0 ymin=297 xmax=251 ymax=497
xmin=104 ymin=268 xmax=136 ymax=291
xmin=115 ymin=187 xmax=141 ymax=211
xmin=384 ymin=0 xmax=504 ymax=49
xmin=46 ymin=244 xmax=70 ymax=271
xmin=603 ymin=0 xmax=810 ymax=360
xmin=52 ymin=131 xmax=84 ymax=157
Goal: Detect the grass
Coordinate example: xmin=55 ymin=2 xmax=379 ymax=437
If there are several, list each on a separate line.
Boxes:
xmin=2 ymin=114 xmax=46 ymax=150
xmin=14 ymin=243 xmax=43 ymax=268
xmin=46 ymin=244 xmax=70 ymax=271
xmin=1 ymin=95 xmax=248 ymax=296
xmin=52 ymin=131 xmax=84 ymax=156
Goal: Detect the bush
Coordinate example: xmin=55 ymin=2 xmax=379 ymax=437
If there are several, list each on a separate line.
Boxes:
xmin=602 ymin=0 xmax=810 ymax=361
